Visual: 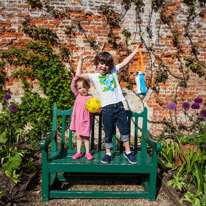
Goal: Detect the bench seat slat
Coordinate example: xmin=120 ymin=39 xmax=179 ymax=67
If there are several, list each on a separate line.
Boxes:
xmin=48 ymin=151 xmax=152 ymax=165
xmin=47 ymin=151 xmax=154 ymax=173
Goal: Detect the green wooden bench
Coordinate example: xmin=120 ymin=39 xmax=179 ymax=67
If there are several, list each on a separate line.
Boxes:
xmin=40 ymin=104 xmax=162 ymax=202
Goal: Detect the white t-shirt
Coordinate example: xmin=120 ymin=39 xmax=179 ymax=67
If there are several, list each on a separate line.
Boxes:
xmin=88 ymin=65 xmax=125 ymax=107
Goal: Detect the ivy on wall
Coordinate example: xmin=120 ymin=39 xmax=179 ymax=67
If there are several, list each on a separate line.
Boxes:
xmin=0 ymin=39 xmax=74 ymax=140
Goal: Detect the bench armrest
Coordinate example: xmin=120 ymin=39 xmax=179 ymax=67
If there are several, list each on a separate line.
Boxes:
xmin=143 ymin=132 xmax=162 ymax=152
xmin=40 ymin=130 xmax=57 ymax=150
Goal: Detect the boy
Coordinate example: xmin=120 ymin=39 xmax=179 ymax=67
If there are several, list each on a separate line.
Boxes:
xmin=76 ymin=46 xmax=141 ymax=164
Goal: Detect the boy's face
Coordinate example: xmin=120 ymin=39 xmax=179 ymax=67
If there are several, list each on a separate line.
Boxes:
xmin=76 ymin=81 xmax=88 ymax=96
xmin=97 ymin=62 xmax=110 ymax=76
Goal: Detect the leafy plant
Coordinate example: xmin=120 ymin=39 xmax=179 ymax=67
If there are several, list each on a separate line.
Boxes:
xmin=24 ymin=157 xmax=36 ymax=172
xmin=167 ymin=174 xmax=188 ymax=191
xmin=181 ymin=190 xmax=202 ymax=205
xmin=158 ymin=135 xmax=178 ymax=173
xmin=0 ymin=186 xmax=4 ymax=204
xmin=166 ymin=147 xmax=206 ymax=204
xmin=0 ymin=94 xmax=24 ymax=183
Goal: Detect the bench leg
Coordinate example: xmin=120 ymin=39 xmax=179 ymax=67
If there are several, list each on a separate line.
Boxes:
xmin=42 ymin=170 xmax=50 ymax=202
xmin=148 ymin=172 xmax=157 ymax=201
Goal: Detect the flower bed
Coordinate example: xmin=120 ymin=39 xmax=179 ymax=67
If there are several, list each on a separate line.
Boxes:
xmin=158 ymin=97 xmax=206 ymax=205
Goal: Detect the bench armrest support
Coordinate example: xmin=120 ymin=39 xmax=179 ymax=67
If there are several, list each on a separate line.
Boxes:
xmin=40 ymin=130 xmax=57 ymax=150
xmin=143 ymin=132 xmax=162 ymax=152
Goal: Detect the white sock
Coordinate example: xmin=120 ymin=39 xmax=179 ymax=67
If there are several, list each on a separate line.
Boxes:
xmin=126 ymin=151 xmax=131 ymax=155
xmin=106 ymin=153 xmax=111 ymax=156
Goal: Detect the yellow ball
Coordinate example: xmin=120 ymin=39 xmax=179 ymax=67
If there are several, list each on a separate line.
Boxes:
xmin=86 ymin=98 xmax=101 ymax=113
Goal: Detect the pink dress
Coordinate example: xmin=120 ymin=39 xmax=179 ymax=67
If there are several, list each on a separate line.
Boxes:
xmin=70 ymin=77 xmax=93 ymax=137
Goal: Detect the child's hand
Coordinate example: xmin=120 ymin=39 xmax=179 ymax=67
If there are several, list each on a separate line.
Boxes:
xmin=73 ymin=76 xmax=79 ymax=80
xmin=77 ymin=47 xmax=88 ymax=60
xmin=95 ymin=108 xmax=102 ymax=114
xmin=137 ymin=43 xmax=143 ymax=51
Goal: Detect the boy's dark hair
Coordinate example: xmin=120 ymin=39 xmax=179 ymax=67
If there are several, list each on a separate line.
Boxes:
xmin=76 ymin=79 xmax=90 ymax=90
xmin=94 ymin=52 xmax=114 ymax=70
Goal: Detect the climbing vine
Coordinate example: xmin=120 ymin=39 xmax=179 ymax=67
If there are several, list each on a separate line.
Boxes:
xmin=0 ymin=62 xmax=6 ymax=102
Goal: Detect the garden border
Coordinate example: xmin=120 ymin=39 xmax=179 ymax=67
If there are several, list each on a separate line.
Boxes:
xmin=157 ymin=171 xmax=183 ymax=206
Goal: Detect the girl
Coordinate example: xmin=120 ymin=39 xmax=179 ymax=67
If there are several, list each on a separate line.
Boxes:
xmin=70 ymin=49 xmax=94 ymax=160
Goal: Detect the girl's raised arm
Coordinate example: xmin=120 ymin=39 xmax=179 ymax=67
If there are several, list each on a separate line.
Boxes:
xmin=71 ymin=76 xmax=79 ymax=96
xmin=76 ymin=48 xmax=90 ymax=81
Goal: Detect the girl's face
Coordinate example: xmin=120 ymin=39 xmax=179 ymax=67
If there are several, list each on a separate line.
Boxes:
xmin=76 ymin=81 xmax=88 ymax=96
xmin=97 ymin=62 xmax=110 ymax=76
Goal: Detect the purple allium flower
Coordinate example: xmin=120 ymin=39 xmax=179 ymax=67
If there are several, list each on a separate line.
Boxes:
xmin=204 ymin=144 xmax=206 ymax=150
xmin=3 ymin=94 xmax=11 ymax=100
xmin=194 ymin=97 xmax=203 ymax=103
xmin=8 ymin=104 xmax=18 ymax=113
xmin=168 ymin=102 xmax=177 ymax=110
xmin=191 ymin=103 xmax=200 ymax=109
xmin=182 ymin=102 xmax=190 ymax=110
xmin=200 ymin=109 xmax=206 ymax=118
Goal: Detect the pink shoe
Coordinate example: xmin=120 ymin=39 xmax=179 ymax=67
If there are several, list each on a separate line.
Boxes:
xmin=72 ymin=152 xmax=84 ymax=160
xmin=85 ymin=153 xmax=94 ymax=160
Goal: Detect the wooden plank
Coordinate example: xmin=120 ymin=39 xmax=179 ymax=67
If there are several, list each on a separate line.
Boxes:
xmin=61 ymin=115 xmax=66 ymax=150
xmin=113 ymin=122 xmax=116 ymax=154
xmin=48 ymin=151 xmax=153 ymax=168
xmin=91 ymin=115 xmax=95 ymax=152
xmin=50 ymin=190 xmax=149 ymax=199
xmin=56 ymin=173 xmax=145 ymax=182
xmin=68 ymin=111 xmax=73 ymax=152
xmin=98 ymin=115 xmax=102 ymax=152
xmin=134 ymin=116 xmax=138 ymax=154
xmin=141 ymin=107 xmax=148 ymax=153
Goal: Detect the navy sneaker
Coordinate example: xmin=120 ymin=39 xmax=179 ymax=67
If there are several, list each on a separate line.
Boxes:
xmin=101 ymin=154 xmax=111 ymax=164
xmin=124 ymin=152 xmax=138 ymax=164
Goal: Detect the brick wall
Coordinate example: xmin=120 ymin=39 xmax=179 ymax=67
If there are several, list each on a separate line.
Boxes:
xmin=0 ymin=0 xmax=206 ymax=135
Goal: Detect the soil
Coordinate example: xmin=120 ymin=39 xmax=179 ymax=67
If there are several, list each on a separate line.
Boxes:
xmin=0 ymin=147 xmax=42 ymax=206
xmin=0 ymin=149 xmax=177 ymax=206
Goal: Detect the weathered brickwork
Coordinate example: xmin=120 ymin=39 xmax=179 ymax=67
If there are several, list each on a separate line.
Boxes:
xmin=0 ymin=0 xmax=206 ymax=135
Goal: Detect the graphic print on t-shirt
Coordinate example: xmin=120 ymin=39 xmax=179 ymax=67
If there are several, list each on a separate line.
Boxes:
xmin=99 ymin=72 xmax=117 ymax=92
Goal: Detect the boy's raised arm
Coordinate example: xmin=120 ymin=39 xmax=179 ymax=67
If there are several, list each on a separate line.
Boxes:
xmin=118 ymin=45 xmax=141 ymax=70
xmin=76 ymin=48 xmax=90 ymax=81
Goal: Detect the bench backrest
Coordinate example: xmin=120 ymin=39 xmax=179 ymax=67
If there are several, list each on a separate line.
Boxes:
xmin=51 ymin=104 xmax=148 ymax=154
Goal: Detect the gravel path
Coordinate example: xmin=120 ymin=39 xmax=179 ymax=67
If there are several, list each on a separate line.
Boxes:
xmin=26 ymin=177 xmax=175 ymax=206
xmin=38 ymin=188 xmax=174 ymax=206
